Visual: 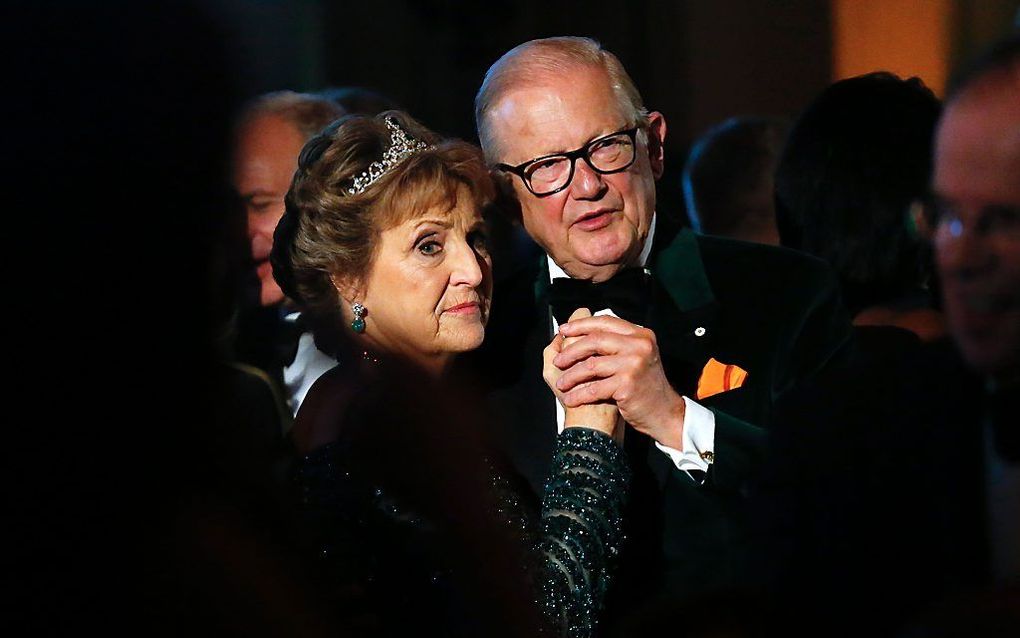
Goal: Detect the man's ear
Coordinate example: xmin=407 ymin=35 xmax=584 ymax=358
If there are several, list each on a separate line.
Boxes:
xmin=646 ymin=111 xmax=667 ymax=180
xmin=490 ymin=174 xmax=524 ymax=225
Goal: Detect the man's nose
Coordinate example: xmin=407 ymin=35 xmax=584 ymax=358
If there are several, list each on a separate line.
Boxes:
xmin=246 ymin=209 xmax=270 ymax=240
xmin=250 ymin=232 xmax=274 ymax=259
xmin=570 ymin=158 xmax=606 ymax=199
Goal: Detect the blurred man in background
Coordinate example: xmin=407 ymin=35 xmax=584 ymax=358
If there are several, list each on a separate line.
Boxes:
xmin=930 ymin=31 xmax=1020 ymax=587
xmin=231 ymin=92 xmax=344 ymax=417
xmin=682 ymin=116 xmax=787 ymax=245
xmin=233 ymin=92 xmax=343 ymax=308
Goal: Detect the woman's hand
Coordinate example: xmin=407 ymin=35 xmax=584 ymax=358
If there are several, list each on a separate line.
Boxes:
xmin=543 ymin=307 xmax=623 ymax=442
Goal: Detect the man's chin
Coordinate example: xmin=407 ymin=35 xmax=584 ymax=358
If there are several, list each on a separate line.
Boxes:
xmin=955 ymin=333 xmax=1020 ymax=379
xmin=578 ymin=250 xmax=640 ymax=279
xmin=259 ymin=282 xmax=285 ymax=307
xmin=560 ymin=239 xmax=636 ymax=275
xmin=556 ymin=258 xmax=627 ymax=282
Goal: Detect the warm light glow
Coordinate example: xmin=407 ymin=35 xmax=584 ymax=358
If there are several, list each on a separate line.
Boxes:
xmin=833 ymin=0 xmax=951 ymax=95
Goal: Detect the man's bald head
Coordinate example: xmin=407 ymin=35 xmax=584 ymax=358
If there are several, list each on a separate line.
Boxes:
xmin=232 ymin=92 xmax=344 ymax=306
xmin=474 ymin=36 xmax=647 ymax=166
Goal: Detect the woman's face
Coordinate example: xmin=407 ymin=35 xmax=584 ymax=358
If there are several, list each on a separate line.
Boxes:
xmin=353 ymin=184 xmax=492 ymax=373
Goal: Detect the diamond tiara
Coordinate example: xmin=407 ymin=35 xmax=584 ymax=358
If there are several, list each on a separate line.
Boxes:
xmin=346 ymin=117 xmax=434 ymax=196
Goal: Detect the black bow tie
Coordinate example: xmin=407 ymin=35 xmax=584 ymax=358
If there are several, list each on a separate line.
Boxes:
xmin=547 ymin=267 xmax=652 ymax=325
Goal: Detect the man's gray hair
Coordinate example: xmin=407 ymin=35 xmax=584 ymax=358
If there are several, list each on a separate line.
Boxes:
xmin=474 ymin=36 xmax=648 ymax=164
xmin=237 ymin=90 xmax=344 ymax=141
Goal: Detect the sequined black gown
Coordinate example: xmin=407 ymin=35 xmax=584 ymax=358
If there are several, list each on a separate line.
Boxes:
xmin=293 ymin=365 xmax=630 ymax=637
xmin=531 ymin=428 xmax=631 ymax=635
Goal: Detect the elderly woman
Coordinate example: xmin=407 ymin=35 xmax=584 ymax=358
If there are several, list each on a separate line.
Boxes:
xmin=270 ymin=111 xmax=627 ymax=637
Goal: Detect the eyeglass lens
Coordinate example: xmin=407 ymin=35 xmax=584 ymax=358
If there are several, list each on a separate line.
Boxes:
xmin=525 ymin=132 xmax=636 ymax=195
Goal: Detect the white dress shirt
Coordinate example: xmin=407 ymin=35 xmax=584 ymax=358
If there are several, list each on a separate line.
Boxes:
xmin=282 ymin=313 xmax=339 ymax=421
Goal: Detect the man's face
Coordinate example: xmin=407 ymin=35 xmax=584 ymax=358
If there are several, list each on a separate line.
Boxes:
xmin=488 ymin=66 xmax=665 ymax=282
xmin=932 ymin=75 xmax=1020 ymax=378
xmin=232 ymin=114 xmax=306 ymax=306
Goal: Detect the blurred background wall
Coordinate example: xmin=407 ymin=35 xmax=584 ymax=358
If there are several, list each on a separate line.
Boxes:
xmin=207 ymin=0 xmax=1019 ymax=216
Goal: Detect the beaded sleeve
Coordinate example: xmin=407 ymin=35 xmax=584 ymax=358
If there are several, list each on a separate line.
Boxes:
xmin=537 ymin=427 xmax=631 ymax=637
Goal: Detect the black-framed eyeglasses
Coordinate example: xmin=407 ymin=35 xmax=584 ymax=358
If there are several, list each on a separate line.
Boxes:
xmin=496 ymin=126 xmax=640 ymax=197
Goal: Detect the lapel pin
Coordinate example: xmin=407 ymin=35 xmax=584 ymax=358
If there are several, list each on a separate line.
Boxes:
xmin=694 ymin=326 xmax=706 ymax=337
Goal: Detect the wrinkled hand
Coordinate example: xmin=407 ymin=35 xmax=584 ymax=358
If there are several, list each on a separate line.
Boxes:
xmin=554 ymin=314 xmax=685 ymax=449
xmin=543 ymin=308 xmax=622 ymax=441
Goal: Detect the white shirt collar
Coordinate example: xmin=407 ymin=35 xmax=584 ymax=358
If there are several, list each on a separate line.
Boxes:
xmin=548 ymin=212 xmax=657 ymax=281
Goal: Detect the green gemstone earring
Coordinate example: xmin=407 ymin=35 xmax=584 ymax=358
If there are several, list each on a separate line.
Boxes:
xmin=351 ymin=302 xmax=366 ymax=333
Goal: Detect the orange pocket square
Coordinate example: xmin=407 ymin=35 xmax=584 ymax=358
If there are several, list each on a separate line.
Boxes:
xmin=696 ymin=358 xmax=748 ymax=400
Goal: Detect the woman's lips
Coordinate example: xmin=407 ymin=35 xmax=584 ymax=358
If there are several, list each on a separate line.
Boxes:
xmin=444 ymin=301 xmax=481 ymax=315
xmin=572 ymin=209 xmax=615 ymax=231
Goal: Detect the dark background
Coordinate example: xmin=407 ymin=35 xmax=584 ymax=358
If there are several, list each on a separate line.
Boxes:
xmin=5 ymin=1 xmax=1017 ymax=632
xmin=207 ymin=0 xmax=1018 ymax=218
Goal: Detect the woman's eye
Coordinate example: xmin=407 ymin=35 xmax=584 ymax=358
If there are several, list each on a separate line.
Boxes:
xmin=418 ymin=240 xmax=442 ymax=256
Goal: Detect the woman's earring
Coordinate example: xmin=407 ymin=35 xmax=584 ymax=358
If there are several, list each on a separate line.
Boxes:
xmin=351 ymin=302 xmax=366 ymax=333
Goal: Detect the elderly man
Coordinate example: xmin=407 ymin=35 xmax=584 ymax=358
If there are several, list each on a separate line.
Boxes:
xmin=930 ymin=33 xmax=1020 ymax=586
xmin=472 ymin=36 xmax=852 ymax=611
xmin=231 ymin=91 xmax=343 ymax=416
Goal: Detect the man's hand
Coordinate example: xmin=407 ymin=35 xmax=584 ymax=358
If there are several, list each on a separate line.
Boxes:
xmin=544 ymin=308 xmax=623 ymax=441
xmin=555 ymin=314 xmax=685 ymax=449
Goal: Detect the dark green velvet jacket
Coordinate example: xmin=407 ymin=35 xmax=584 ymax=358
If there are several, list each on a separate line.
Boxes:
xmin=471 ymin=218 xmax=852 ymax=610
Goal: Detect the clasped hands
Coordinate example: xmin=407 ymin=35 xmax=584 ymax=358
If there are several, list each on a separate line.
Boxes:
xmin=542 ymin=308 xmax=686 ymax=449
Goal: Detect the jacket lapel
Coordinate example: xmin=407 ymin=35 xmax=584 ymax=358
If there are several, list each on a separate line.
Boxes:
xmin=651 ymin=226 xmax=720 ymax=398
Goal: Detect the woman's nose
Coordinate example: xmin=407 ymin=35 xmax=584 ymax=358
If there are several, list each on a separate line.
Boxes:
xmin=449 ymin=241 xmax=485 ymax=287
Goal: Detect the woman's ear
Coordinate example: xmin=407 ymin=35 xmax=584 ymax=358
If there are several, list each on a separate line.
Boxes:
xmin=330 ymin=273 xmax=363 ymax=306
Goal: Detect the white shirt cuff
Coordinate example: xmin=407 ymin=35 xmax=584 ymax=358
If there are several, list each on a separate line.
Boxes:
xmin=654 ymin=396 xmax=716 ymax=473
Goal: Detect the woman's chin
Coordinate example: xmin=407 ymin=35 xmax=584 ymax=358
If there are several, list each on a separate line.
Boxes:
xmin=442 ymin=326 xmax=486 ymax=354
xmin=435 ymin=314 xmax=487 ymax=352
